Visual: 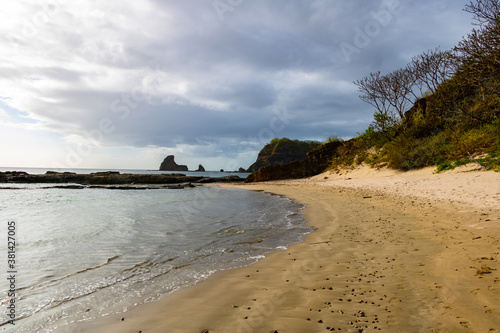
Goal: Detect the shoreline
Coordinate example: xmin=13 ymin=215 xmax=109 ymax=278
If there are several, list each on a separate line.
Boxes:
xmin=59 ymin=168 xmax=499 ymax=332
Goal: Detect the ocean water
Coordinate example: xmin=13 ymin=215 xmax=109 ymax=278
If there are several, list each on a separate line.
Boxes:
xmin=0 ymin=185 xmax=312 ymax=332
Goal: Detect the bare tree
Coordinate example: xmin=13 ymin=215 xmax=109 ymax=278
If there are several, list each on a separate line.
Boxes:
xmin=354 ymin=72 xmax=388 ymax=115
xmin=464 ymin=0 xmax=500 ymax=26
xmin=355 ymin=0 xmax=500 ymax=132
xmin=354 ymin=67 xmax=419 ymax=132
xmin=411 ymin=47 xmax=456 ymax=94
xmin=461 ymin=0 xmax=500 ymax=71
xmin=354 ymin=71 xmax=397 ymax=133
xmin=383 ymin=67 xmax=420 ymax=120
xmin=456 ymin=24 xmax=500 ymax=70
xmin=455 ymin=13 xmax=500 ymax=100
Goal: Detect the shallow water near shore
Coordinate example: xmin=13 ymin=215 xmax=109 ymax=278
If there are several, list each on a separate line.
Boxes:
xmin=0 ymin=185 xmax=311 ymax=332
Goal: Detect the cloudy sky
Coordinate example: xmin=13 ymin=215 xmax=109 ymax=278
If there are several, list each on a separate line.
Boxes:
xmin=0 ymin=0 xmax=472 ymax=171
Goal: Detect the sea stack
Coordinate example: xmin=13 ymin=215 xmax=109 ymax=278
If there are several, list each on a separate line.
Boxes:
xmin=159 ymin=155 xmax=189 ymax=171
xmin=196 ymin=164 xmax=205 ymax=172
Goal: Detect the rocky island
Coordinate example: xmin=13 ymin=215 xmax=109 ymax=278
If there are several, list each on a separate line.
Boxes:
xmin=159 ymin=155 xmax=189 ymax=171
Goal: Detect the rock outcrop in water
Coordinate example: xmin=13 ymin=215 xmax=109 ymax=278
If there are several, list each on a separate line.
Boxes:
xmin=159 ymin=155 xmax=189 ymax=171
xmin=196 ymin=164 xmax=205 ymax=172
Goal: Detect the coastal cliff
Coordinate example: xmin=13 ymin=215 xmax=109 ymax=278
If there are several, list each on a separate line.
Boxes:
xmin=247 ymin=138 xmax=321 ymax=173
xmin=245 ymin=140 xmax=342 ymax=182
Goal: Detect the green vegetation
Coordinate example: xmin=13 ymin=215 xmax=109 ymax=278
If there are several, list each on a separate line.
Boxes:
xmin=326 ymin=0 xmax=500 ymax=173
xmin=261 ymin=138 xmax=321 ymax=156
xmin=247 ymin=137 xmax=322 ymax=173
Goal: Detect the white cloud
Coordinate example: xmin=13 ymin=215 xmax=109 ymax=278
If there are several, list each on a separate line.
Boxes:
xmin=0 ymin=109 xmax=10 ymax=120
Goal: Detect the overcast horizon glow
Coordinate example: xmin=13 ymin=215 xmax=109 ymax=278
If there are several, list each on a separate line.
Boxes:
xmin=0 ymin=0 xmax=472 ymax=171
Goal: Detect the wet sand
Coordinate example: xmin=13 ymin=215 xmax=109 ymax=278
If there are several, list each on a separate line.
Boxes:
xmin=62 ymin=167 xmax=500 ymax=333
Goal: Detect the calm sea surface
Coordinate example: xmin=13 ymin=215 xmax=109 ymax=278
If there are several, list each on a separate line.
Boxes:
xmin=0 ymin=181 xmax=312 ymax=332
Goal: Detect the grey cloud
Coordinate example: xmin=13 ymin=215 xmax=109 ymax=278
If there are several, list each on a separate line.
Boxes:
xmin=3 ymin=0 xmax=473 ymax=165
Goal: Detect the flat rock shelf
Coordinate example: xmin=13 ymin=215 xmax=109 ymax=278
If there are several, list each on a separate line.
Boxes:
xmin=0 ymin=171 xmax=244 ymax=187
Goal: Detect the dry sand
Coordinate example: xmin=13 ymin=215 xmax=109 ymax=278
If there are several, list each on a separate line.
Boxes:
xmin=63 ymin=166 xmax=499 ymax=333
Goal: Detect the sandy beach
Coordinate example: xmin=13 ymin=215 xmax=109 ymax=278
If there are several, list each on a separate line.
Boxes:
xmin=66 ymin=166 xmax=499 ymax=333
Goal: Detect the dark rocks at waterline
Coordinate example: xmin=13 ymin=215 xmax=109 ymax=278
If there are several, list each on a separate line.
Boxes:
xmin=0 ymin=183 xmax=198 ymax=190
xmin=159 ymin=155 xmax=189 ymax=171
xmin=196 ymin=164 xmax=206 ymax=172
xmin=196 ymin=175 xmax=245 ymax=183
xmin=0 ymin=171 xmax=199 ymax=185
xmin=87 ymin=183 xmax=197 ymax=190
xmin=0 ymin=171 xmax=245 ymax=185
xmin=46 ymin=171 xmax=77 ymax=175
xmin=52 ymin=185 xmax=87 ymax=189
